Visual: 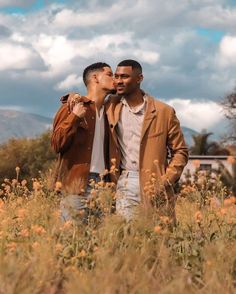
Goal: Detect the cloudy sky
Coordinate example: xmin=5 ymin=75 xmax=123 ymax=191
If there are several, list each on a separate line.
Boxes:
xmin=0 ymin=0 xmax=236 ymax=136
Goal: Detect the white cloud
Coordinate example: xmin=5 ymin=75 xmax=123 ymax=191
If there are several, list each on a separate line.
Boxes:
xmin=56 ymin=74 xmax=83 ymax=91
xmin=166 ymin=98 xmax=225 ymax=131
xmin=0 ymin=42 xmax=37 ymax=71
xmin=218 ymin=35 xmax=236 ymax=66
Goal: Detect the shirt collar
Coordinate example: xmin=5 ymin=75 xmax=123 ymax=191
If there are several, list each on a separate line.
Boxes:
xmin=121 ymin=94 xmax=147 ymax=114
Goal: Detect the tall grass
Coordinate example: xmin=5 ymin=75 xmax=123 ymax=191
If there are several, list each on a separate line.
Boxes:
xmin=0 ymin=173 xmax=235 ymax=293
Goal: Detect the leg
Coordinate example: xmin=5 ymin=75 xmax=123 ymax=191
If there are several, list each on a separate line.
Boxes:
xmin=116 ymin=171 xmax=141 ymax=220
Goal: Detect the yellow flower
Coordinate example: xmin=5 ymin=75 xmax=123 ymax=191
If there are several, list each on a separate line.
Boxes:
xmin=194 ymin=211 xmax=203 ymax=223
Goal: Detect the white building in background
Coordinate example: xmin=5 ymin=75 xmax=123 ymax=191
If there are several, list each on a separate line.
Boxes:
xmin=181 ymin=155 xmax=235 ymax=180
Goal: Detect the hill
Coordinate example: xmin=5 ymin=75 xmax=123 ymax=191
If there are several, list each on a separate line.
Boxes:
xmin=0 ymin=109 xmax=198 ymax=146
xmin=0 ymin=109 xmax=52 ymax=144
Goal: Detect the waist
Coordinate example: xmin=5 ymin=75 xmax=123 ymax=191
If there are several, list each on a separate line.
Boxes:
xmin=121 ymin=170 xmax=139 ymax=176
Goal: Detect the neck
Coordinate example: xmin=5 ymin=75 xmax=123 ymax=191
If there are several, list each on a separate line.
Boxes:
xmin=87 ymin=88 xmax=106 ymax=111
xmin=124 ymin=89 xmax=144 ymax=107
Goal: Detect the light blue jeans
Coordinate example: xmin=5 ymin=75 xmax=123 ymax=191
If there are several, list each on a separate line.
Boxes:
xmin=116 ymin=171 xmax=141 ymax=220
xmin=60 ymin=173 xmax=100 ymax=222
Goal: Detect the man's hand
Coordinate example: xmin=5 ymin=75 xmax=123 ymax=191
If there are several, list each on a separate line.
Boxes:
xmin=67 ymin=93 xmax=82 ymax=113
xmin=72 ymin=102 xmax=87 ymax=118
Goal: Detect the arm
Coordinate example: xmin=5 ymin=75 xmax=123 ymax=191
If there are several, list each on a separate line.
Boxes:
xmin=162 ymin=108 xmax=189 ymax=186
xmin=51 ymin=105 xmax=82 ymax=154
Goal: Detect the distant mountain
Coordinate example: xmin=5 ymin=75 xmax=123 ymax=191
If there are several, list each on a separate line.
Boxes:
xmin=181 ymin=126 xmax=199 ymax=147
xmin=0 ymin=110 xmax=52 ymax=144
xmin=0 ymin=109 xmax=198 ymax=146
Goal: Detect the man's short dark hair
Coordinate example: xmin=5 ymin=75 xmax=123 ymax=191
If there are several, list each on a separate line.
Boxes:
xmin=83 ymin=62 xmax=110 ymax=86
xmin=117 ymin=59 xmax=142 ymax=73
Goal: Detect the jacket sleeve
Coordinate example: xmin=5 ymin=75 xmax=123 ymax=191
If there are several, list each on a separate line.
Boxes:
xmin=163 ymin=108 xmax=189 ymax=185
xmin=51 ymin=104 xmax=82 ymax=154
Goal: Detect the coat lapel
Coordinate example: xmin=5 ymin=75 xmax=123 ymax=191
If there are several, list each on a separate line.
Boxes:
xmin=141 ymin=96 xmax=156 ymax=142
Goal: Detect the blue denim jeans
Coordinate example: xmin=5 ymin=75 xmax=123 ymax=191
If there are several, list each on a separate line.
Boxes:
xmin=60 ymin=173 xmax=100 ymax=222
xmin=116 ymin=171 xmax=141 ymax=220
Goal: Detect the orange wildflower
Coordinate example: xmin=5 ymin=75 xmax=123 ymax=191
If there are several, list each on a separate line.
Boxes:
xmin=192 ymin=160 xmax=200 ymax=168
xmin=78 ymin=249 xmax=86 ymax=257
xmin=154 ymin=225 xmax=162 ymax=233
xmin=31 ymin=225 xmax=46 ymax=235
xmin=194 ymin=211 xmax=203 ymax=223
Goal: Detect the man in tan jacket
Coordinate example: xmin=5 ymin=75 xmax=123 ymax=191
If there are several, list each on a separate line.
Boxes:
xmin=106 ymin=59 xmax=188 ymax=220
xmin=51 ymin=62 xmax=115 ymax=221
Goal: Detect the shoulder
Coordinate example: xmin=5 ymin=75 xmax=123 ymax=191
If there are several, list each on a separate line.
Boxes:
xmin=105 ymin=94 xmax=121 ymax=109
xmin=146 ymin=94 xmax=174 ymax=114
xmin=60 ymin=92 xmax=88 ymax=104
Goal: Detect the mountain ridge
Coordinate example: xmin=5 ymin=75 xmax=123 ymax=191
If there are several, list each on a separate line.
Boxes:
xmin=0 ymin=109 xmax=197 ymax=146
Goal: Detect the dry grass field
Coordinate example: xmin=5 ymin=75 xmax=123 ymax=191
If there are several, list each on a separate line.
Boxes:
xmin=0 ymin=168 xmax=235 ymax=294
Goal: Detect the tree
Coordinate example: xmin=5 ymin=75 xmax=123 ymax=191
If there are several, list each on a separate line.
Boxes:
xmin=0 ymin=131 xmax=56 ymax=183
xmin=221 ymin=87 xmax=236 ymax=142
xmin=190 ymin=131 xmax=229 ymax=155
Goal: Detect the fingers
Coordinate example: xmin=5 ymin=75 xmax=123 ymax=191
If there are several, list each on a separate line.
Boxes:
xmin=67 ymin=93 xmax=81 ymax=113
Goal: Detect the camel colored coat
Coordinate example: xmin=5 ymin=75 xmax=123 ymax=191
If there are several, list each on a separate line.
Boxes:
xmin=106 ymin=94 xmax=188 ymax=204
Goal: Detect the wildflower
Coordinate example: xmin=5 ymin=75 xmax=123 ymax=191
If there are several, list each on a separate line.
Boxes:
xmin=17 ymin=208 xmax=27 ymax=219
xmin=154 ymin=160 xmax=159 ymax=165
xmin=154 ymin=225 xmax=162 ymax=233
xmin=111 ymin=158 xmax=116 ymax=165
xmin=19 ymin=228 xmax=29 ymax=238
xmin=224 ymin=197 xmax=234 ymax=207
xmin=160 ymin=216 xmax=170 ymax=224
xmin=60 ymin=220 xmax=73 ymax=231
xmin=21 ymin=180 xmax=27 ymax=186
xmin=0 ymin=199 xmax=4 ymax=209
xmin=33 ymin=181 xmax=41 ymax=191
xmin=227 ymin=156 xmax=236 ymax=164
xmin=31 ymin=225 xmax=46 ymax=235
xmin=53 ymin=210 xmax=61 ymax=219
xmin=55 ymin=243 xmax=64 ymax=254
xmin=194 ymin=211 xmax=203 ymax=223
xmin=32 ymin=242 xmax=40 ymax=249
xmin=78 ymin=249 xmax=86 ymax=257
xmin=220 ymin=208 xmax=227 ymax=216
xmin=192 ymin=160 xmax=200 ymax=168
xmin=6 ymin=242 xmax=17 ymax=252
xmin=55 ymin=181 xmax=62 ymax=192
xmin=12 ymin=179 xmax=18 ymax=186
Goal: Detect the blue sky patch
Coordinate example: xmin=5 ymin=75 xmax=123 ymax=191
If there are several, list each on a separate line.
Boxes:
xmin=196 ymin=28 xmax=225 ymax=43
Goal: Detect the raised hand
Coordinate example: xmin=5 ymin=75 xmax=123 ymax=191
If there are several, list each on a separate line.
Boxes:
xmin=67 ymin=93 xmax=82 ymax=113
xmin=72 ymin=102 xmax=87 ymax=118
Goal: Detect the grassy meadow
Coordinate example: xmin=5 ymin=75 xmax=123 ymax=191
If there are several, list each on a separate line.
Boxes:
xmin=0 ymin=166 xmax=236 ymax=294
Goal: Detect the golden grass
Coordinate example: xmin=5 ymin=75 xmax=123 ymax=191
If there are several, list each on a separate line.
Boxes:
xmin=0 ymin=176 xmax=236 ymax=294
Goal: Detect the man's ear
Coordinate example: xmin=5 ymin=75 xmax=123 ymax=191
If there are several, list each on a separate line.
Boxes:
xmin=92 ymin=73 xmax=99 ymax=84
xmin=137 ymin=73 xmax=143 ymax=84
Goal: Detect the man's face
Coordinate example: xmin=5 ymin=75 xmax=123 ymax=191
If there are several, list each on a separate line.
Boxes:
xmin=97 ymin=66 xmax=115 ymax=93
xmin=114 ymin=66 xmax=142 ymax=95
